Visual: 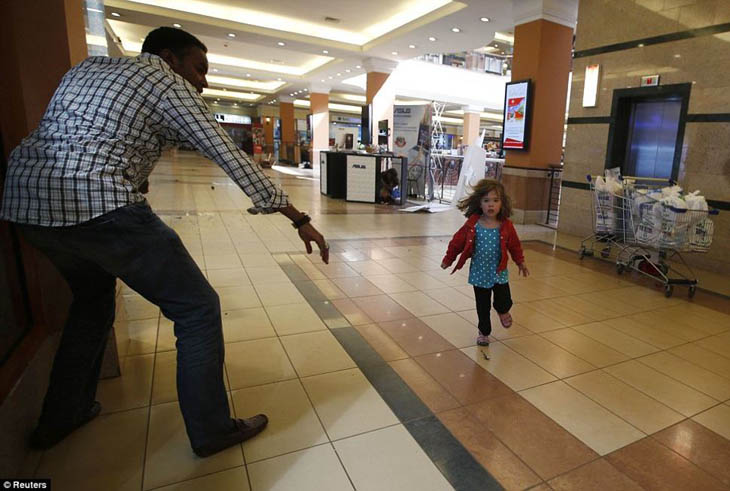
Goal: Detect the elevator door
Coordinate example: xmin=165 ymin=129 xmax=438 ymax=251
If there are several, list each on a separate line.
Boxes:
xmin=625 ymin=99 xmax=681 ymax=179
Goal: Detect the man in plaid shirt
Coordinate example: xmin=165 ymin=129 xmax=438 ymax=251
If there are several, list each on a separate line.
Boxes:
xmin=1 ymin=27 xmax=329 ymax=457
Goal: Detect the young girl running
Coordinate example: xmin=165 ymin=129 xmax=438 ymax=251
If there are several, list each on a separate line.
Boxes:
xmin=441 ymin=179 xmax=529 ymax=346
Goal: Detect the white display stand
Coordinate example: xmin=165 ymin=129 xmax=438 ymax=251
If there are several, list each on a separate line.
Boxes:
xmin=346 ymin=155 xmax=378 ymax=202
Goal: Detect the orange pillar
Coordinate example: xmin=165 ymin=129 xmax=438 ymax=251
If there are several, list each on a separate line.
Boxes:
xmin=310 ymin=87 xmax=329 ymax=171
xmin=462 ymin=106 xmax=482 ymax=148
xmin=364 ymin=58 xmax=398 ymax=147
xmin=502 ymin=6 xmax=576 ymax=223
xmin=263 ymin=116 xmax=274 ymax=152
xmin=278 ymin=97 xmax=295 ymax=161
xmin=366 ymin=72 xmax=389 ymax=105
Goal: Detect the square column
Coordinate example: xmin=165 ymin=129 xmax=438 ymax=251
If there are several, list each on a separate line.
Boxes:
xmin=462 ymin=105 xmax=483 ymax=147
xmin=309 ymin=85 xmax=329 ymax=173
xmin=278 ymin=96 xmax=295 ymax=162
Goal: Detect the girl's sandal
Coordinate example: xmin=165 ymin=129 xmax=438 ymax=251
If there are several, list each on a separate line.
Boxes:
xmin=498 ymin=312 xmax=512 ymax=328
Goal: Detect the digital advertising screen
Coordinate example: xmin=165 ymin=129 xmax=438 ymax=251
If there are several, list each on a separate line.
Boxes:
xmin=502 ymin=80 xmax=532 ymax=151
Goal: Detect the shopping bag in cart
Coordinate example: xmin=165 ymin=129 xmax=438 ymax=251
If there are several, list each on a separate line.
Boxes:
xmin=690 ymin=217 xmax=714 ymax=251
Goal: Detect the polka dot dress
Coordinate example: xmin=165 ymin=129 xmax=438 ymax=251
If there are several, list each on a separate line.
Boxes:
xmin=468 ymin=224 xmax=509 ymax=288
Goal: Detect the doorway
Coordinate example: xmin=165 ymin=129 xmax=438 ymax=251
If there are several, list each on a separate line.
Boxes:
xmin=605 ymin=83 xmax=691 ymax=181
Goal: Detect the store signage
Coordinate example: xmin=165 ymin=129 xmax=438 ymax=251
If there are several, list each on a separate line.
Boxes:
xmin=583 ymin=64 xmax=600 ymax=107
xmin=640 ymin=75 xmax=660 ymax=87
xmin=502 ymin=80 xmax=532 ymax=151
xmin=214 ymin=113 xmax=252 ymax=124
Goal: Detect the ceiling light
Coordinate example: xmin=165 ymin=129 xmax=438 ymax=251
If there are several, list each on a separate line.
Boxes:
xmin=111 ymin=12 xmax=121 ymax=17
xmin=277 ymin=41 xmax=286 ymax=46
xmin=337 ymin=73 xmax=341 ymax=76
xmin=355 ymin=65 xmax=362 ymax=69
xmin=391 ymin=51 xmax=398 ymax=55
xmin=345 ymin=69 xmax=351 ymax=72
xmin=674 ymin=54 xmax=681 ymax=58
xmin=212 ymin=68 xmax=219 ymax=72
xmin=494 ymin=44 xmax=499 ymax=47
xmin=638 ymin=43 xmax=645 ymax=47
xmin=246 ymin=73 xmax=251 ymax=77
xmin=227 ymin=33 xmax=236 ymax=38
xmin=321 ymin=79 xmax=325 ymax=82
xmin=480 ymin=17 xmax=490 ymax=22
xmin=322 ymin=50 xmax=329 ymax=54
xmin=428 ymin=36 xmax=437 ymax=41
xmin=451 ymin=27 xmax=461 ymax=33
xmin=408 ymin=44 xmax=416 ymax=49
xmin=328 ymin=76 xmax=333 ymax=79
xmin=173 ymin=23 xmax=182 ymax=28
xmin=277 ymin=78 xmax=282 ymax=81
xmin=304 ymin=88 xmax=308 ymax=91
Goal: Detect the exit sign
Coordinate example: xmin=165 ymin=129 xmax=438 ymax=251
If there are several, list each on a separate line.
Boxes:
xmin=641 ymin=75 xmax=660 ymax=87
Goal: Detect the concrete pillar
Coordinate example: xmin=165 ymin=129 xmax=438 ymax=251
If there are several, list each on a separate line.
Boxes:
xmin=278 ymin=96 xmax=295 ymax=162
xmin=363 ymin=58 xmax=398 ymax=147
xmin=462 ymin=105 xmax=482 ymax=148
xmin=503 ymin=0 xmax=577 ymax=223
xmin=309 ymin=84 xmax=330 ymax=174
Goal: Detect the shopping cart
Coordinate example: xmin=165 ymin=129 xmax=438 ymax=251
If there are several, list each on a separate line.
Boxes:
xmin=579 ymin=174 xmax=667 ymax=260
xmin=615 ymin=180 xmax=719 ymax=298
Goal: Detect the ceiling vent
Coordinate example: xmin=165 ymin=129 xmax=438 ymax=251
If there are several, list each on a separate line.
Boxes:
xmin=324 ymin=16 xmax=341 ymax=23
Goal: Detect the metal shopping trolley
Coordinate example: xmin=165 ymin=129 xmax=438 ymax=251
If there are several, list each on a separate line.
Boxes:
xmin=615 ymin=180 xmax=719 ymax=298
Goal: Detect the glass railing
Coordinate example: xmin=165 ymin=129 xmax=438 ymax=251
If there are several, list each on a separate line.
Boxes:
xmin=416 ymin=51 xmax=512 ymax=77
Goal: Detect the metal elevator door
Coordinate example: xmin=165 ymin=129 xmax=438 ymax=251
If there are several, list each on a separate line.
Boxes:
xmin=624 ymin=99 xmax=681 ymax=179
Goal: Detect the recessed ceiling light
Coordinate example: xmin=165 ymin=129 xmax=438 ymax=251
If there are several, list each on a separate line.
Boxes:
xmin=304 ymin=89 xmax=308 ymax=91
xmin=321 ymin=79 xmax=325 ymax=82
xmin=355 ymin=65 xmax=362 ymax=69
xmin=480 ymin=17 xmax=490 ymax=22
xmin=337 ymin=73 xmax=341 ymax=76
xmin=322 ymin=50 xmax=329 ymax=54
xmin=173 ymin=23 xmax=182 ymax=28
xmin=277 ymin=41 xmax=286 ymax=46
xmin=408 ymin=44 xmax=416 ymax=49
xmin=277 ymin=78 xmax=282 ymax=81
xmin=227 ymin=33 xmax=236 ymax=38
xmin=494 ymin=44 xmax=499 ymax=47
xmin=111 ymin=12 xmax=121 ymax=17
xmin=328 ymin=76 xmax=333 ymax=79
xmin=391 ymin=51 xmax=398 ymax=55
xmin=428 ymin=36 xmax=437 ymax=42
xmin=212 ymin=68 xmax=219 ymax=72
xmin=451 ymin=27 xmax=461 ymax=33
xmin=674 ymin=54 xmax=681 ymax=58
xmin=246 ymin=73 xmax=251 ymax=77
xmin=637 ymin=43 xmax=645 ymax=47
xmin=345 ymin=69 xmax=351 ymax=72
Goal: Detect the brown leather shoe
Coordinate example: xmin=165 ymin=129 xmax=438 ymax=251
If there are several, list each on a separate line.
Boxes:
xmin=193 ymin=414 xmax=269 ymax=458
xmin=29 ymin=401 xmax=102 ymax=450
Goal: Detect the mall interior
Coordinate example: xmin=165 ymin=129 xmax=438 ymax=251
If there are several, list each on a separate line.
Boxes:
xmin=2 ymin=0 xmax=730 ymax=490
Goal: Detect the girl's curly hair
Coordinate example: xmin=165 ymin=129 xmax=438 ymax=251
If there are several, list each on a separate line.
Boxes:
xmin=456 ymin=179 xmax=512 ymax=220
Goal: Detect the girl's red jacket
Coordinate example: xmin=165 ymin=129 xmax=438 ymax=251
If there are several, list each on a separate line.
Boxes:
xmin=441 ymin=214 xmax=525 ymax=274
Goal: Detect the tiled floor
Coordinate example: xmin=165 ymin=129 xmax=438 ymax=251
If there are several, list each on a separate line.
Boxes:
xmin=26 ymin=151 xmax=730 ymax=490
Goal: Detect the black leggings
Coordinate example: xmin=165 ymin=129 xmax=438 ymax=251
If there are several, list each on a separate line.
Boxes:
xmin=473 ymin=283 xmax=513 ymax=336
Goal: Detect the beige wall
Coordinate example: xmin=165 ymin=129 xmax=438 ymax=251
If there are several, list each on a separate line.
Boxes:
xmin=561 ymin=0 xmax=730 ymax=274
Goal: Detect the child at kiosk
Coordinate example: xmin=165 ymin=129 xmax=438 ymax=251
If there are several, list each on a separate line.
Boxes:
xmin=441 ymin=179 xmax=529 ymax=346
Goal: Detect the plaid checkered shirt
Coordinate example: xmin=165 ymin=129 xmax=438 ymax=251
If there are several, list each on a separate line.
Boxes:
xmin=1 ymin=53 xmax=289 ymax=226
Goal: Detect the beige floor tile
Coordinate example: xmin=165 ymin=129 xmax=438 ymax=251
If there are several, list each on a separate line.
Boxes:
xmin=550 ymin=295 xmax=621 ymax=321
xmin=348 ymin=260 xmax=391 ymax=276
xmin=97 ymin=354 xmax=154 ymax=413
xmin=280 ymin=330 xmax=356 ymax=377
xmin=218 ymin=285 xmax=262 ymax=311
xmin=605 ymin=360 xmax=718 ymax=417
xmin=332 ymin=276 xmax=385 ymax=297
xmin=693 ymin=404 xmax=730 ymax=440
xmin=456 ymin=308 xmax=479 ymax=326
xmin=462 ymin=345 xmax=556 ymax=391
xmin=628 ymin=311 xmax=708 ymax=342
xmin=143 ymin=402 xmax=243 ymax=490
xmin=565 ymin=370 xmax=684 ymax=434
xmin=222 ymin=307 xmax=276 ymax=342
xmin=318 ymin=261 xmax=360 ymax=278
xmin=420 ymin=313 xmax=478 ymax=348
xmin=525 ymin=299 xmax=594 ymax=327
xmin=378 ymin=258 xmax=421 ymax=274
xmin=638 ymin=352 xmax=730 ymax=400
xmin=428 ymin=269 xmax=471 ymax=287
xmin=541 ymin=328 xmax=628 ymax=367
xmin=115 ymin=318 xmax=159 ymax=357
xmin=390 ymin=291 xmax=450 ymax=317
xmin=301 ymin=368 xmax=398 ymax=441
xmin=423 ymin=287 xmax=475 ymax=312
xmin=334 ymin=424 xmax=453 ymax=491
xmin=239 ymin=253 xmax=279 ymax=268
xmin=206 ymin=268 xmax=250 ymax=288
xmin=311 ymin=279 xmax=348 ymax=299
xmin=265 ymin=303 xmax=327 ymax=336
xmin=602 ymin=316 xmax=686 ymax=349
xmin=396 ymin=271 xmax=447 ymax=290
xmin=654 ymin=305 xmax=730 ymax=335
xmin=670 ymin=343 xmax=730 ymax=380
xmin=155 ymin=467 xmax=249 ymax=491
xmin=248 ymin=444 xmax=353 ymax=491
xmin=244 ymin=266 xmax=290 ymax=285
xmin=520 ymin=381 xmax=645 ymax=455
xmin=253 ymin=282 xmax=305 ymax=307
xmin=576 ymin=291 xmax=648 ymax=315
xmin=572 ymin=322 xmax=659 ymax=358
xmin=508 ymin=303 xmax=567 ymax=333
xmin=695 ymin=332 xmax=730 ymax=359
xmin=152 ymin=351 xmax=179 ymax=405
xmin=157 ymin=316 xmax=175 ymax=352
xmin=36 ymin=408 xmax=147 ymax=491
xmin=204 ymin=253 xmax=243 ymax=270
xmin=232 ymin=379 xmax=328 ymax=462
xmin=504 ymin=335 xmax=596 ymax=378
xmin=118 ymin=294 xmax=159 ymax=321
xmin=453 ymin=285 xmax=475 ymax=299
xmin=225 ymin=338 xmax=297 ymax=390
xmin=363 ymin=274 xmax=418 ymax=294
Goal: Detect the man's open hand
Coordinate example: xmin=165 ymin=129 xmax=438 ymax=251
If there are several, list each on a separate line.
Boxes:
xmin=298 ymin=223 xmax=329 ymax=264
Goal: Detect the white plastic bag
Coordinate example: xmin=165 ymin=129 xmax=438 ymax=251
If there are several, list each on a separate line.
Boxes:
xmin=685 ymin=190 xmax=708 ymax=211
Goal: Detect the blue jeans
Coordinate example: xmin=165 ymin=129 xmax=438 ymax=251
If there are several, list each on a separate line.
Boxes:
xmin=19 ymin=201 xmax=232 ymax=449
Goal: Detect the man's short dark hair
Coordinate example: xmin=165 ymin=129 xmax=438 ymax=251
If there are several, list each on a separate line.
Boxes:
xmin=142 ymin=27 xmax=207 ymax=58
